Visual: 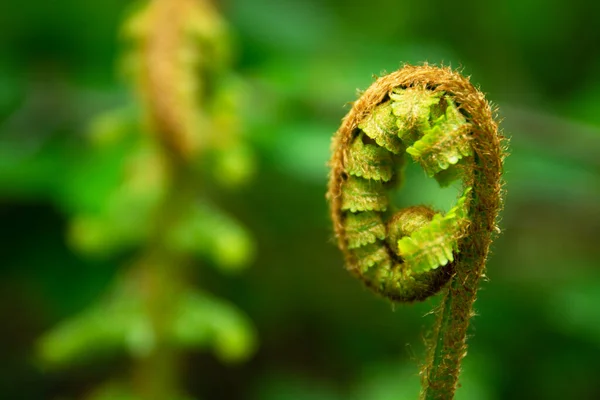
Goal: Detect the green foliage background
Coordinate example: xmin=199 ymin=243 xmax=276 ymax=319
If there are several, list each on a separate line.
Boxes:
xmin=1 ymin=0 xmax=600 ymax=399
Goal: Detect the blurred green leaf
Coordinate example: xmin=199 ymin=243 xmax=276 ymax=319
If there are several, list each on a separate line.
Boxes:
xmin=37 ymin=276 xmax=152 ymax=366
xmin=39 ymin=275 xmax=256 ymax=367
xmin=171 ymin=290 xmax=257 ymax=363
xmin=67 ymin=139 xmax=168 ymax=256
xmin=167 ymin=200 xmax=255 ymax=272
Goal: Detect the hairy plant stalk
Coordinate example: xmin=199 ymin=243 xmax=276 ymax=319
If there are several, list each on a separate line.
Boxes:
xmin=328 ymin=64 xmax=505 ymax=399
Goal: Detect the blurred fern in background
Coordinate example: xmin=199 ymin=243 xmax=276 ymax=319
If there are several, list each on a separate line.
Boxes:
xmin=28 ymin=0 xmax=257 ymax=398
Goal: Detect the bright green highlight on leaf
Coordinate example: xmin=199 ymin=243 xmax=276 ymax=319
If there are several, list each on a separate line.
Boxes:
xmin=406 ymin=98 xmax=472 ymax=177
xmin=397 ymin=187 xmax=471 ymax=273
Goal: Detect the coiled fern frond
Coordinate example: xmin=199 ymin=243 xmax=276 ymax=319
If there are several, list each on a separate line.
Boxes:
xmin=328 ymin=64 xmax=506 ymax=399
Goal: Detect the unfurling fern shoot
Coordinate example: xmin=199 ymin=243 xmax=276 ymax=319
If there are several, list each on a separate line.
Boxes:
xmin=328 ymin=65 xmax=505 ymax=399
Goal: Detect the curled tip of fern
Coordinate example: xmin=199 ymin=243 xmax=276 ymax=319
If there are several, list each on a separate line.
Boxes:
xmin=328 ymin=64 xmax=505 ymax=399
xmin=328 ymin=64 xmax=503 ymax=303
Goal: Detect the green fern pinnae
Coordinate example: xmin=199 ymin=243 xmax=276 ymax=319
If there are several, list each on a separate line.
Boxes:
xmin=390 ymin=87 xmax=443 ymax=146
xmin=397 ymin=188 xmax=470 ymax=274
xmin=358 ymin=102 xmax=405 ymax=154
xmin=333 ymin=85 xmax=471 ymax=301
xmin=341 ymin=176 xmax=389 ymax=213
xmin=406 ymin=99 xmax=473 ymax=177
xmin=328 ymin=64 xmax=505 ymax=399
xmin=344 ymin=211 xmax=387 ymax=249
xmin=345 ymin=133 xmax=397 ymax=181
xmin=353 ymin=243 xmax=391 ymax=274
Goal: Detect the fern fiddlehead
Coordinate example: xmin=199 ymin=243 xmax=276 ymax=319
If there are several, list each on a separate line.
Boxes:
xmin=328 ymin=64 xmax=505 ymax=399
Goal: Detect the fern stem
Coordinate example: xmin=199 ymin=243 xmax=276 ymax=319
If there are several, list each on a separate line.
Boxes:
xmin=131 ymin=162 xmax=192 ymax=399
xmin=423 ymin=279 xmax=456 ymax=399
